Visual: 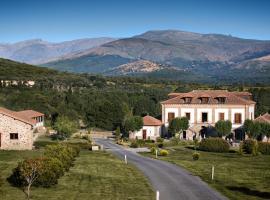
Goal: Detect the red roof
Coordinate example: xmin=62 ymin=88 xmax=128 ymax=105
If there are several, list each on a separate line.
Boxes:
xmin=162 ymin=90 xmax=255 ymax=105
xmin=254 ymin=113 xmax=270 ymax=124
xmin=0 ymin=107 xmax=44 ymax=126
xmin=143 ymin=115 xmax=163 ymax=126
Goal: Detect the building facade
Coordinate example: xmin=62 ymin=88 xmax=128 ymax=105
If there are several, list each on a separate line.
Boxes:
xmin=161 ymin=90 xmax=255 ymax=140
xmin=129 ymin=115 xmax=163 ymax=141
xmin=0 ymin=107 xmax=44 ymax=150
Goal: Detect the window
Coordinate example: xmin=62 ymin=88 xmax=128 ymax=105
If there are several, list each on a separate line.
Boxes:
xmin=201 ymin=97 xmax=209 ymax=104
xmin=185 ymin=112 xmax=191 ymax=120
xmin=184 ymin=97 xmax=192 ymax=104
xmin=10 ymin=133 xmax=18 ymax=140
xmin=202 ymin=112 xmax=208 ymax=122
xmin=217 ymin=97 xmax=226 ymax=104
xmin=234 ymin=113 xmax=242 ymax=124
xmin=219 ymin=113 xmax=225 ymax=120
xmin=168 ymin=112 xmax=175 ymax=122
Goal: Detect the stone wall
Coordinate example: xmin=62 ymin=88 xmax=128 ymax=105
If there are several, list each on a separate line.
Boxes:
xmin=0 ymin=114 xmax=33 ymax=150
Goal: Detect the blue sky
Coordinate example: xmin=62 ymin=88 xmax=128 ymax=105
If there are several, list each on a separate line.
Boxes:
xmin=0 ymin=0 xmax=270 ymax=43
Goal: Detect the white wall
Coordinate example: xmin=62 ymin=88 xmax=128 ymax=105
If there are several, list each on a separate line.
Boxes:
xmin=249 ymin=106 xmax=255 ymax=120
xmin=132 ymin=126 xmax=161 ymax=140
xmin=180 ymin=108 xmax=195 ymax=123
xmin=197 ymin=108 xmax=213 ymax=123
xmin=231 ymin=108 xmax=245 ymax=128
xmin=214 ymin=108 xmax=229 ymax=122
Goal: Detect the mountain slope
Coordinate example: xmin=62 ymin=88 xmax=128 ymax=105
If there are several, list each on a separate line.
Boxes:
xmin=0 ymin=37 xmax=116 ymax=64
xmin=43 ymin=30 xmax=270 ymax=72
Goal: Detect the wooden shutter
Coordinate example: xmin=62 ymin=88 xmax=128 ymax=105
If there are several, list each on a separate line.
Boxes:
xmin=168 ymin=112 xmax=175 ymax=122
xmin=219 ymin=113 xmax=225 ymax=120
xmin=234 ymin=113 xmax=242 ymax=124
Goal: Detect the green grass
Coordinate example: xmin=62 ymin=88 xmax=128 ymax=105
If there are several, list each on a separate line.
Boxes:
xmin=0 ymin=150 xmax=154 ymax=200
xmin=142 ymin=145 xmax=270 ymax=200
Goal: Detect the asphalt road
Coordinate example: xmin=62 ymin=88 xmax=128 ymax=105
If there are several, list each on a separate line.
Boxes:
xmin=95 ymin=138 xmax=228 ymax=200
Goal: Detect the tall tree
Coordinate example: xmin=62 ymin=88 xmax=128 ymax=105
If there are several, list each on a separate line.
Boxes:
xmin=54 ymin=116 xmax=77 ymax=139
xmin=260 ymin=122 xmax=270 ymax=142
xmin=124 ymin=116 xmax=143 ymax=136
xmin=168 ymin=117 xmax=189 ymax=137
xmin=215 ymin=120 xmax=232 ymax=137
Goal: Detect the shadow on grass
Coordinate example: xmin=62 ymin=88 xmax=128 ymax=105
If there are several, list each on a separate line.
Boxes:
xmin=227 ymin=186 xmax=270 ymax=199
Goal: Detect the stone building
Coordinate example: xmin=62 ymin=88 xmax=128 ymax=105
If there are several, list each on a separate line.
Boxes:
xmin=161 ymin=90 xmax=256 ymax=140
xmin=0 ymin=107 xmax=44 ymax=150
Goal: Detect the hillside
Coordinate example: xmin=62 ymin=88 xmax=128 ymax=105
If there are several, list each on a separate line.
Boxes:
xmin=0 ymin=37 xmax=116 ymax=64
xmin=41 ymin=30 xmax=270 ymax=83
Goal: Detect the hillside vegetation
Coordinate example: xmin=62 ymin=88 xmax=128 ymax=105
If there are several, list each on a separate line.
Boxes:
xmin=0 ymin=58 xmax=269 ymax=131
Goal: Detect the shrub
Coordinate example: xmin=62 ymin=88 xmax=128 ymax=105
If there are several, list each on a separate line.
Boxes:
xmin=192 ymin=152 xmax=200 ymax=160
xmin=199 ymin=138 xmax=230 ymax=153
xmin=145 ymin=139 xmax=155 ymax=143
xmin=159 ymin=150 xmax=169 ymax=156
xmin=258 ymin=142 xmax=270 ymax=155
xmin=130 ymin=141 xmax=138 ymax=148
xmin=150 ymin=147 xmax=157 ymax=154
xmin=136 ymin=139 xmax=145 ymax=147
xmin=241 ymin=139 xmax=258 ymax=155
xmin=156 ymin=137 xmax=164 ymax=143
xmin=164 ymin=137 xmax=180 ymax=147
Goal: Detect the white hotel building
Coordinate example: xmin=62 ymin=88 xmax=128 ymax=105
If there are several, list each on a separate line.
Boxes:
xmin=161 ymin=90 xmax=255 ymax=140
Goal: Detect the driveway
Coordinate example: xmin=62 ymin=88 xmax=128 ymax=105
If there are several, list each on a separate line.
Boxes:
xmin=95 ymin=138 xmax=227 ymax=200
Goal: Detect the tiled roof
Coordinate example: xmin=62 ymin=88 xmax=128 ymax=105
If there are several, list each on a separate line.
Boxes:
xmin=143 ymin=115 xmax=163 ymax=126
xmin=16 ymin=110 xmax=44 ymax=118
xmin=254 ymin=113 xmax=270 ymax=123
xmin=161 ymin=90 xmax=255 ymax=105
xmin=0 ymin=107 xmax=44 ymax=125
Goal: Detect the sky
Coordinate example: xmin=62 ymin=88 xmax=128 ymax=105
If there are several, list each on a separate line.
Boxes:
xmin=0 ymin=0 xmax=270 ymax=43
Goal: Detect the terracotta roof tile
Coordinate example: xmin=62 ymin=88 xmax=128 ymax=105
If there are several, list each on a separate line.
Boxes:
xmin=143 ymin=115 xmax=163 ymax=126
xmin=162 ymin=90 xmax=255 ymax=105
xmin=254 ymin=113 xmax=270 ymax=123
xmin=0 ymin=107 xmax=44 ymax=126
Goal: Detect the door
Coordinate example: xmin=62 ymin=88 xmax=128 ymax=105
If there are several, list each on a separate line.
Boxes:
xmin=143 ymin=130 xmax=147 ymax=140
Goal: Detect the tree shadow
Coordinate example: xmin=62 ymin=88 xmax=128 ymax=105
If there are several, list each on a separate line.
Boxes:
xmin=227 ymin=186 xmax=270 ymax=199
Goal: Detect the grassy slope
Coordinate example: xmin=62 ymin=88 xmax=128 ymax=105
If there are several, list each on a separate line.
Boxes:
xmin=142 ymin=146 xmax=270 ymax=200
xmin=0 ymin=150 xmax=154 ymax=200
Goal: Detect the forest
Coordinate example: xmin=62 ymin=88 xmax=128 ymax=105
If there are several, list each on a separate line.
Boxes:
xmin=0 ymin=58 xmax=269 ymax=131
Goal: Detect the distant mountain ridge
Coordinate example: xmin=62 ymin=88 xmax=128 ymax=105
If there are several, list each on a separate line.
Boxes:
xmin=1 ymin=29 xmax=270 ymax=84
xmin=0 ymin=37 xmax=116 ymax=64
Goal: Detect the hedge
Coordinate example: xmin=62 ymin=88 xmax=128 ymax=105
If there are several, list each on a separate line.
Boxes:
xmin=241 ymin=139 xmax=258 ymax=155
xmin=258 ymin=142 xmax=270 ymax=155
xmin=199 ymin=138 xmax=230 ymax=152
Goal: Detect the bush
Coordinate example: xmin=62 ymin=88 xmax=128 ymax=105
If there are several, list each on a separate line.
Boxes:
xmin=258 ymin=142 xmax=270 ymax=155
xmin=199 ymin=138 xmax=230 ymax=153
xmin=130 ymin=141 xmax=138 ymax=148
xmin=145 ymin=139 xmax=155 ymax=143
xmin=136 ymin=139 xmax=145 ymax=147
xmin=156 ymin=137 xmax=164 ymax=143
xmin=241 ymin=139 xmax=258 ymax=155
xmin=150 ymin=147 xmax=157 ymax=154
xmin=192 ymin=152 xmax=200 ymax=160
xmin=159 ymin=150 xmax=169 ymax=156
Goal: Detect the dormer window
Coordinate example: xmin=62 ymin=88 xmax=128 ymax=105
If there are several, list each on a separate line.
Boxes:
xmin=184 ymin=97 xmax=192 ymax=104
xmin=215 ymin=97 xmax=226 ymax=104
xmin=201 ymin=97 xmax=209 ymax=104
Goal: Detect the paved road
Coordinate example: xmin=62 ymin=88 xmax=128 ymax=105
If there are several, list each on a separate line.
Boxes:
xmin=95 ymin=138 xmax=227 ymax=200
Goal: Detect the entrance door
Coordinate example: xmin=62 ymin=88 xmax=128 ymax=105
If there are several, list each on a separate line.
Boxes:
xmin=183 ymin=131 xmax=186 ymax=140
xmin=143 ymin=130 xmax=147 ymax=140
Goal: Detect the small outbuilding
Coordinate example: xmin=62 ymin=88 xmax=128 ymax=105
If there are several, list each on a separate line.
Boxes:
xmin=129 ymin=115 xmax=163 ymax=141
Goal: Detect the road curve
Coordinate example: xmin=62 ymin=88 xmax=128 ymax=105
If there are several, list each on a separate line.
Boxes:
xmin=95 ymin=138 xmax=227 ymax=200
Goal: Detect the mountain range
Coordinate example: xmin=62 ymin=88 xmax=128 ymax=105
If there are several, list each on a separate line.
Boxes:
xmin=0 ymin=37 xmax=116 ymax=64
xmin=0 ymin=30 xmax=270 ymax=84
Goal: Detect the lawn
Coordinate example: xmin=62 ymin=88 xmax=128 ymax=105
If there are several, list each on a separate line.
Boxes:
xmin=0 ymin=149 xmax=154 ymax=200
xmin=142 ymin=145 xmax=270 ymax=200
